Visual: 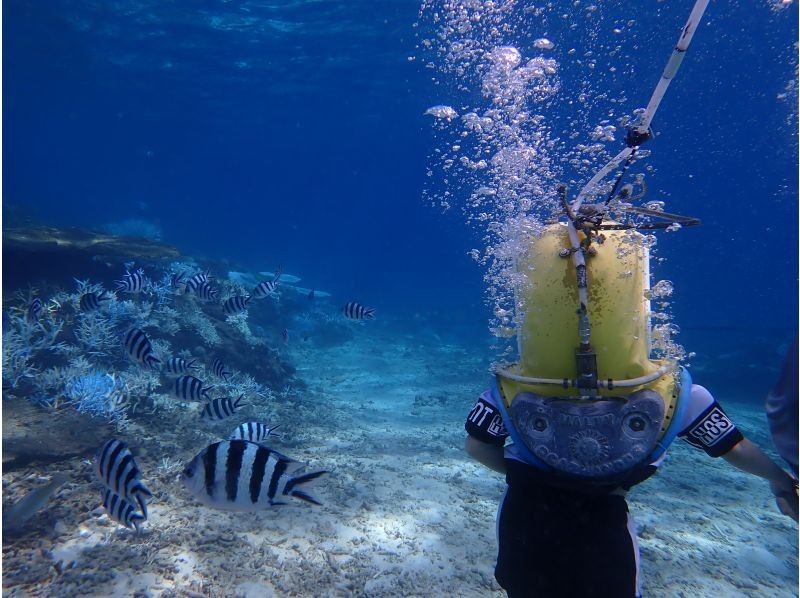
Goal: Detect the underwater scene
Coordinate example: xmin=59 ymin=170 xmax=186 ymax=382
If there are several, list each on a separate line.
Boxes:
xmin=3 ymin=0 xmax=798 ymax=596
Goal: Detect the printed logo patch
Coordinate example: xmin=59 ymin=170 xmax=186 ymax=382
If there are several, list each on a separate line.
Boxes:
xmin=468 ymin=400 xmax=505 ymax=437
xmin=487 ymin=414 xmax=505 ymax=436
xmin=686 ymin=406 xmax=735 ymax=447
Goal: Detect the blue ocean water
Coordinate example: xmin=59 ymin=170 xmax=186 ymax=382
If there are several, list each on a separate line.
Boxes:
xmin=6 ymin=1 xmax=797 ymax=344
xmin=3 ymin=0 xmax=798 ymax=596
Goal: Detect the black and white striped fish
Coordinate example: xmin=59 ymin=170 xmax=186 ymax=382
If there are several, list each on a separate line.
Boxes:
xmin=122 ymin=328 xmax=161 ymax=370
xmin=342 ymin=302 xmax=376 ymax=320
xmin=164 ymin=356 xmax=198 ymax=375
xmin=116 ymin=269 xmax=146 ymax=293
xmin=171 ymin=272 xmax=186 ymax=291
xmin=173 ymin=375 xmax=213 ymax=401
xmin=26 ymin=297 xmax=43 ymax=322
xmin=200 ymin=395 xmax=245 ymax=421
xmin=229 ymin=422 xmax=280 ymax=445
xmin=212 ymin=358 xmax=231 ymax=382
xmin=252 ymin=270 xmax=281 ymax=299
xmin=100 ymin=488 xmax=145 ymax=532
xmin=181 ymin=440 xmax=326 ymax=511
xmin=79 ymin=291 xmax=110 ymax=312
xmin=94 ymin=439 xmax=153 ymax=518
xmin=184 ymin=270 xmax=212 ymax=295
xmin=195 ymin=281 xmax=218 ymax=302
xmin=223 ymin=295 xmax=250 ymax=316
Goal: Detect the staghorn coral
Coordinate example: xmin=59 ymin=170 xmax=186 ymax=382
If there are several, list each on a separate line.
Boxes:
xmin=2 ymin=312 xmax=64 ymax=389
xmin=179 ymin=304 xmax=221 ymax=346
xmin=64 ymin=371 xmax=129 ymax=428
xmin=226 ymin=312 xmax=266 ymax=347
xmin=74 ymin=312 xmax=120 ymax=357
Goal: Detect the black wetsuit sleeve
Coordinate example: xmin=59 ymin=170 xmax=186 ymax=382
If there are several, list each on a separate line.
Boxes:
xmin=678 ymin=402 xmax=744 ymax=457
xmin=465 ymin=393 xmax=508 ymax=446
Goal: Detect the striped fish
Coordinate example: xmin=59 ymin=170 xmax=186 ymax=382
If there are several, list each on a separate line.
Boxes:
xmin=195 ymin=281 xmax=218 ymax=302
xmin=229 ymin=422 xmax=280 ymax=445
xmin=122 ymin=328 xmax=161 ymax=370
xmin=184 ymin=270 xmax=212 ymax=295
xmin=181 ymin=440 xmax=326 ymax=511
xmin=342 ymin=302 xmax=376 ymax=320
xmin=115 ymin=269 xmax=146 ymax=293
xmin=223 ymin=295 xmax=250 ymax=316
xmin=252 ymin=270 xmax=281 ymax=299
xmin=164 ymin=356 xmax=198 ymax=375
xmin=26 ymin=297 xmax=43 ymax=322
xmin=173 ymin=375 xmax=213 ymax=401
xmin=100 ymin=488 xmax=145 ymax=532
xmin=212 ymin=358 xmax=231 ymax=382
xmin=94 ymin=439 xmax=153 ymax=518
xmin=170 ymin=272 xmax=186 ymax=290
xmin=200 ymin=395 xmax=245 ymax=421
xmin=79 ymin=291 xmax=110 ymax=312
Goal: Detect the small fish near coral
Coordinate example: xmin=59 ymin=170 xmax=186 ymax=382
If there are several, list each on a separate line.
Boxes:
xmin=173 ymin=375 xmax=213 ymax=401
xmin=115 ymin=269 xmax=146 ymax=293
xmin=229 ymin=422 xmax=280 ymax=445
xmin=95 ymin=439 xmax=153 ymax=519
xmin=223 ymin=295 xmax=251 ymax=316
xmin=212 ymin=358 xmax=232 ymax=382
xmin=100 ymin=488 xmax=145 ymax=532
xmin=164 ymin=356 xmax=199 ymax=375
xmin=79 ymin=291 xmax=110 ymax=312
xmin=342 ymin=302 xmax=375 ymax=321
xmin=122 ymin=328 xmax=161 ymax=370
xmin=200 ymin=395 xmax=246 ymax=421
xmin=181 ymin=440 xmax=327 ymax=511
xmin=26 ymin=297 xmax=43 ymax=322
xmin=3 ymin=473 xmax=69 ymax=534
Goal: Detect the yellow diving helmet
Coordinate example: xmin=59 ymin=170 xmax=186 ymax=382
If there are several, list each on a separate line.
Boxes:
xmin=493 ymin=221 xmax=690 ymax=481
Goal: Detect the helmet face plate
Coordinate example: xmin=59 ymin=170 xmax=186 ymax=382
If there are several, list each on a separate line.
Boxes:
xmin=509 ymin=389 xmax=665 ymax=479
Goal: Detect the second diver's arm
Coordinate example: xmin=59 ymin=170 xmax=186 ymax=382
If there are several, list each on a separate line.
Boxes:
xmin=465 ymin=435 xmax=507 ymax=475
xmin=722 ymin=438 xmax=798 ymax=521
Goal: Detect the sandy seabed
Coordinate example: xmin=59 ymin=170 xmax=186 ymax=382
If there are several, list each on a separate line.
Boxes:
xmin=3 ymin=324 xmax=798 ymax=597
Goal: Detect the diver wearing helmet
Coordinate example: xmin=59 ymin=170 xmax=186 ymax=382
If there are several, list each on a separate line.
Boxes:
xmin=464 ymin=217 xmax=798 ymax=597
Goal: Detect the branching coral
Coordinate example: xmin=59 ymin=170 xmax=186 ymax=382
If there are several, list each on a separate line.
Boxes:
xmin=2 ymin=312 xmax=64 ymax=388
xmin=65 ymin=371 xmax=129 ymax=428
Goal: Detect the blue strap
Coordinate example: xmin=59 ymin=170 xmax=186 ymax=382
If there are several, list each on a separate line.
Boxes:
xmin=649 ymin=366 xmax=692 ymax=461
xmin=490 ymin=379 xmax=551 ymax=472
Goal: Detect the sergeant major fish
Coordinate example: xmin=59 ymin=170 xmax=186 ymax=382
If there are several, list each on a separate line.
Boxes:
xmin=122 ymin=328 xmax=161 ymax=370
xmin=100 ymin=488 xmax=145 ymax=532
xmin=229 ymin=422 xmax=280 ymax=445
xmin=181 ymin=440 xmax=326 ymax=511
xmin=223 ymin=295 xmax=251 ymax=316
xmin=164 ymin=356 xmax=199 ymax=375
xmin=195 ymin=281 xmax=218 ymax=302
xmin=95 ymin=439 xmax=153 ymax=518
xmin=173 ymin=375 xmax=213 ymax=401
xmin=184 ymin=270 xmax=212 ymax=295
xmin=26 ymin=297 xmax=43 ymax=322
xmin=252 ymin=268 xmax=282 ymax=299
xmin=342 ymin=302 xmax=375 ymax=320
xmin=212 ymin=358 xmax=231 ymax=382
xmin=201 ymin=395 xmax=246 ymax=421
xmin=79 ymin=291 xmax=110 ymax=312
xmin=116 ymin=269 xmax=146 ymax=293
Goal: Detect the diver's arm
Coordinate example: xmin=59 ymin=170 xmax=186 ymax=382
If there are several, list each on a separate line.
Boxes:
xmin=722 ymin=438 xmax=798 ymax=521
xmin=465 ymin=436 xmax=507 ymax=475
